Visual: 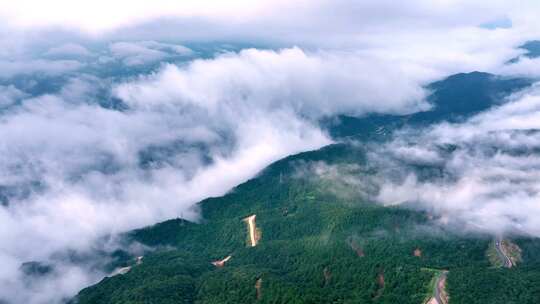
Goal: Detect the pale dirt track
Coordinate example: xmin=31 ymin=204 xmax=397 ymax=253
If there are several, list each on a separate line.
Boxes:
xmin=212 ymin=255 xmax=232 ymax=267
xmin=244 ymin=215 xmax=258 ymax=247
xmin=495 ymin=238 xmax=513 ymax=268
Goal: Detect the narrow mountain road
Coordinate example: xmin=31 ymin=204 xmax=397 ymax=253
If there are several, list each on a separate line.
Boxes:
xmin=426 ymin=271 xmax=448 ymax=304
xmin=495 ymin=238 xmax=512 ymax=268
xmin=434 ymin=271 xmax=448 ymax=304
xmin=244 ymin=215 xmax=259 ymax=247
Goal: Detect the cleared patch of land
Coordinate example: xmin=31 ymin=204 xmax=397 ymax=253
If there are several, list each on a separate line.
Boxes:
xmin=212 ymin=255 xmax=232 ymax=268
xmin=487 ymin=238 xmax=522 ymax=268
xmin=243 ymin=214 xmax=260 ymax=247
xmin=373 ymin=270 xmax=385 ymax=299
xmin=255 ymin=278 xmax=262 ymax=300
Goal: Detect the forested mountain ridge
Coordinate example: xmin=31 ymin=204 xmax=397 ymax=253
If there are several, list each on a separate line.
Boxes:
xmin=72 ymin=72 xmax=540 ymax=304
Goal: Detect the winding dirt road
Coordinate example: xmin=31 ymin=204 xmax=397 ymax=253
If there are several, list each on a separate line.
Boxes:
xmin=427 ymin=271 xmax=448 ymax=304
xmin=244 ymin=215 xmax=259 ymax=247
xmin=495 ymin=238 xmax=512 ymax=268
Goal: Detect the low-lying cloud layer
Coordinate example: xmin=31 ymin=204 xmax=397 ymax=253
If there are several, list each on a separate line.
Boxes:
xmin=0 ymin=49 xmax=341 ymax=303
xmin=373 ymin=84 xmax=540 ymax=237
xmin=0 ymin=44 xmax=451 ymax=303
xmin=114 ymin=48 xmax=431 ymax=117
xmin=109 ymin=41 xmax=193 ymax=66
xmin=0 ymin=1 xmax=539 ymax=303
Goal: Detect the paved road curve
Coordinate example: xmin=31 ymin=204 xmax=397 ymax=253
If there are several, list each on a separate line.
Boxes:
xmin=434 ymin=271 xmax=448 ymax=304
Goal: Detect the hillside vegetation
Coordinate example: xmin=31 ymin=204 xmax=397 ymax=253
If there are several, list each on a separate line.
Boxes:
xmin=73 ymin=72 xmax=540 ymax=304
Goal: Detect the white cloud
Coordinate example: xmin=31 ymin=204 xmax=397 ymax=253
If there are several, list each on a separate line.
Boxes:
xmin=496 ymin=57 xmax=540 ymax=78
xmin=114 ymin=47 xmax=431 ymax=117
xmin=0 ymin=0 xmax=536 ymax=36
xmin=137 ymin=41 xmax=193 ymax=55
xmin=109 ymin=42 xmax=166 ymax=65
xmin=0 ymin=44 xmax=450 ymax=302
xmin=0 ymin=85 xmax=27 ymax=108
xmin=0 ymin=52 xmax=331 ymax=302
xmin=374 ymin=84 xmax=540 ymax=237
xmin=45 ymin=43 xmax=92 ymax=57
xmin=0 ymin=1 xmax=538 ymax=302
xmin=0 ymin=59 xmax=83 ymax=79
xmin=0 ymin=0 xmax=286 ymax=33
xmin=109 ymin=41 xmax=193 ymax=66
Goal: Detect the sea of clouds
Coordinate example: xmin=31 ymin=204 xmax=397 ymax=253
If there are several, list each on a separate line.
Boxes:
xmin=373 ymin=84 xmax=540 ymax=236
xmin=0 ymin=0 xmax=539 ymax=303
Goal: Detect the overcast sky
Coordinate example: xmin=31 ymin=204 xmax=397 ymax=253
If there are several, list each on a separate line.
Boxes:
xmin=0 ymin=1 xmax=539 ymax=303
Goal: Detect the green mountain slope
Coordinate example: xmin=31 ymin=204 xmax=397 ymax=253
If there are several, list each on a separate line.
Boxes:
xmin=72 ymin=73 xmax=540 ymax=304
